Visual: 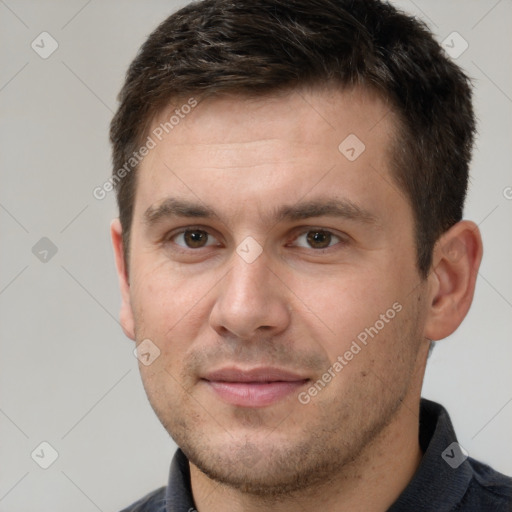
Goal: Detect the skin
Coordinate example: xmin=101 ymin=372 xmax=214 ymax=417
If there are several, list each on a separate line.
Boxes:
xmin=111 ymin=86 xmax=482 ymax=511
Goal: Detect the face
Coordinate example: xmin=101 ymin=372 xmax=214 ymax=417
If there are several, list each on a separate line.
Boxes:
xmin=116 ymin=87 xmax=431 ymax=495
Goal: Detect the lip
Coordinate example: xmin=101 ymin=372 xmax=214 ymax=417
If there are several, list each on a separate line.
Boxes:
xmin=201 ymin=367 xmax=310 ymax=408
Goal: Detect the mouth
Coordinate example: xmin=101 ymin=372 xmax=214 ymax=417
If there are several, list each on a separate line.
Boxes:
xmin=201 ymin=367 xmax=310 ymax=408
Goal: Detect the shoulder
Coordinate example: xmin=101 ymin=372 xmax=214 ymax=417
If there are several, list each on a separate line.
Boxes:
xmin=461 ymin=457 xmax=512 ymax=511
xmin=118 ymin=486 xmax=167 ymax=512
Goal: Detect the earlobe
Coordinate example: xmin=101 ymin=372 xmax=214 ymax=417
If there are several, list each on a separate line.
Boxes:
xmin=424 ymin=221 xmax=483 ymax=341
xmin=110 ymin=219 xmax=136 ymax=341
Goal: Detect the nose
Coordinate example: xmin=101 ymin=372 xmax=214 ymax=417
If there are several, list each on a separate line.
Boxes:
xmin=209 ymin=249 xmax=291 ymax=341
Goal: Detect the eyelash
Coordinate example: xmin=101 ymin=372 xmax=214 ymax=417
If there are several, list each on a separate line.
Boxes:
xmin=164 ymin=226 xmax=348 ymax=253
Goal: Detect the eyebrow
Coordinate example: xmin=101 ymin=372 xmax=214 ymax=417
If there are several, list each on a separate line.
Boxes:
xmin=143 ymin=197 xmax=378 ymax=226
xmin=144 ymin=198 xmax=214 ymax=225
xmin=273 ymin=199 xmax=377 ymax=224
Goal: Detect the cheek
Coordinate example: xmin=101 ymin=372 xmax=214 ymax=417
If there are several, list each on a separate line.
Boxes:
xmin=131 ymin=272 xmax=210 ymax=401
xmin=290 ymin=271 xmax=400 ymax=351
xmin=130 ymin=262 xmax=199 ymax=338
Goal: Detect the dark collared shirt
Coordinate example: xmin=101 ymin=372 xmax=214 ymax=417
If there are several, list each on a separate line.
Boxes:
xmin=119 ymin=399 xmax=512 ymax=511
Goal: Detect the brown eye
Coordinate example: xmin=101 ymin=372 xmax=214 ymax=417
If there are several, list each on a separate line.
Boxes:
xmin=184 ymin=229 xmax=208 ymax=248
xmin=173 ymin=229 xmax=213 ymax=248
xmin=306 ymin=230 xmax=333 ymax=249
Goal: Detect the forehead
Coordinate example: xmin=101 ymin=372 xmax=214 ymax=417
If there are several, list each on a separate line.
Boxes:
xmin=149 ymin=86 xmax=395 ymax=150
xmin=134 ymin=86 xmax=402 ymax=223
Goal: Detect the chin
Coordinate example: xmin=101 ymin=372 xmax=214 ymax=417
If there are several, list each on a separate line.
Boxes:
xmin=181 ymin=433 xmax=345 ymax=498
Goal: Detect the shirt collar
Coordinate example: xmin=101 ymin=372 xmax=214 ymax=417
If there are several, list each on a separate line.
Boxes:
xmin=165 ymin=447 xmax=194 ymax=512
xmin=388 ymin=398 xmax=473 ymax=511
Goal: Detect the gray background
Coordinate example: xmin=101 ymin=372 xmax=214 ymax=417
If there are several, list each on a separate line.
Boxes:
xmin=0 ymin=0 xmax=511 ymax=510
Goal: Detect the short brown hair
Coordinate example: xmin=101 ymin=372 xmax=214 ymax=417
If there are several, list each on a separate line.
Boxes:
xmin=110 ymin=0 xmax=475 ymax=276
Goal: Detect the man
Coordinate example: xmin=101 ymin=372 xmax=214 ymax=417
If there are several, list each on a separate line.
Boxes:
xmin=109 ymin=0 xmax=512 ymax=510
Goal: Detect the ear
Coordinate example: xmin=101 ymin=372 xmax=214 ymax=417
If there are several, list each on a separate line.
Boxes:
xmin=423 ymin=220 xmax=483 ymax=341
xmin=110 ymin=218 xmax=136 ymax=341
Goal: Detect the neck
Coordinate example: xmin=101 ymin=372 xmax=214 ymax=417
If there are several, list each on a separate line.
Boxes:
xmin=190 ymin=394 xmax=423 ymax=512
